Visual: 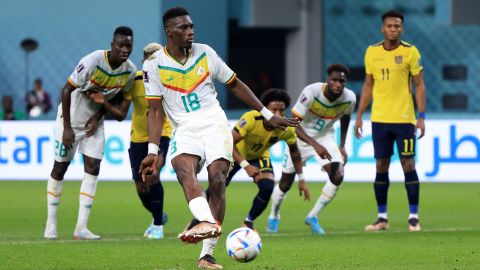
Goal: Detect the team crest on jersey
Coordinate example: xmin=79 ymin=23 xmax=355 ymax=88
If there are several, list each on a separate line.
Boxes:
xmin=143 ymin=71 xmax=149 ymax=82
xmin=196 ymin=66 xmax=206 ymax=76
xmin=239 ymin=119 xmax=247 ymax=128
xmin=395 ymin=55 xmax=403 ymax=64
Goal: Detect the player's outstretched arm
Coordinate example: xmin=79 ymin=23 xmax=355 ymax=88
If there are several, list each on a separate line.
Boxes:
xmin=140 ymin=99 xmax=164 ymax=181
xmin=232 ymin=129 xmax=260 ymax=177
xmin=60 ymin=82 xmax=77 ymax=150
xmin=288 ymin=142 xmax=310 ymax=201
xmin=295 ymin=125 xmax=332 ymax=161
xmin=339 ymin=114 xmax=351 ymax=164
xmin=227 ymin=78 xmax=299 ymax=130
xmin=413 ymin=72 xmax=426 ymax=139
xmin=354 ymin=74 xmax=374 ymax=139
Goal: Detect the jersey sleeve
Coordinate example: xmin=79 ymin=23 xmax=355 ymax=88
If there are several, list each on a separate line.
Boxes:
xmin=283 ymin=127 xmax=297 ymax=145
xmin=143 ymin=59 xmax=164 ymax=100
xmin=68 ymin=53 xmax=96 ymax=89
xmin=205 ymin=45 xmax=237 ymax=84
xmin=364 ymin=46 xmax=374 ymax=75
xmin=234 ymin=112 xmax=254 ymax=138
xmin=344 ymin=90 xmax=357 ymax=115
xmin=409 ymin=46 xmax=423 ymax=76
xmin=291 ymin=85 xmax=314 ymax=119
xmin=122 ymin=68 xmax=137 ymax=94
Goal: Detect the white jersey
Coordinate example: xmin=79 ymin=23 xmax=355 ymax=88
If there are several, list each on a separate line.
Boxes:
xmin=143 ymin=43 xmax=236 ymax=130
xmin=58 ymin=50 xmax=136 ymax=128
xmin=292 ymin=82 xmax=356 ymax=139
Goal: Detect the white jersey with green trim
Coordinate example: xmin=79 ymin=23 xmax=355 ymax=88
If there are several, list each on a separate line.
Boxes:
xmin=143 ymin=43 xmax=236 ymax=130
xmin=291 ymin=82 xmax=356 ymax=140
xmin=58 ymin=50 xmax=136 ymax=129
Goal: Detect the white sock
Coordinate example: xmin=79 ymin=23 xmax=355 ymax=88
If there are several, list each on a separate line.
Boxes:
xmin=76 ymin=173 xmax=98 ymax=230
xmin=269 ymin=184 xmax=286 ymax=219
xmin=307 ymin=181 xmax=339 ymax=218
xmin=188 ymin=197 xmax=215 ymax=224
xmin=47 ymin=176 xmax=64 ymax=225
xmin=378 ymin=213 xmax=388 ymax=219
xmin=200 ymin=237 xmax=218 ymax=259
xmin=409 ymin=213 xmax=418 ymax=220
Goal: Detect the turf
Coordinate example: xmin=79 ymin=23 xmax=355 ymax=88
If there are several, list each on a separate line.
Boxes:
xmin=0 ymin=181 xmax=479 ymax=269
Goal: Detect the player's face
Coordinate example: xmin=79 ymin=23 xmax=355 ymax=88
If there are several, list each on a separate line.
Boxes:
xmin=166 ymin=15 xmax=194 ymax=49
xmin=111 ymin=34 xmax=133 ymax=63
xmin=382 ymin=17 xmax=403 ymax=41
xmin=326 ymin=71 xmax=347 ymax=98
xmin=267 ymin=101 xmax=286 ymax=117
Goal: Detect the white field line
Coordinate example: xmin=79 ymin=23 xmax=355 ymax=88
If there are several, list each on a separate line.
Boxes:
xmin=1 ymin=227 xmax=478 ymax=246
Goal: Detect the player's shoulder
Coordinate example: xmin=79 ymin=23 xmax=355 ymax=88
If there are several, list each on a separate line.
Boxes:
xmin=134 ymin=70 xmax=143 ymax=80
xmin=241 ymin=110 xmax=262 ymax=121
xmin=367 ymin=41 xmax=384 ymax=50
xmin=193 ymin=43 xmax=213 ymax=52
xmin=400 ymin=40 xmax=414 ymax=47
xmin=80 ymin=50 xmax=104 ymax=63
xmin=125 ymin=59 xmax=137 ymax=72
xmin=342 ymin=88 xmax=357 ymax=102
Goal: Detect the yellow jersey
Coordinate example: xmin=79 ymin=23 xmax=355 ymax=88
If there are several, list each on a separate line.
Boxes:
xmin=364 ymin=41 xmax=423 ymax=124
xmin=125 ymin=71 xmax=172 ymax=143
xmin=234 ymin=110 xmax=297 ymax=160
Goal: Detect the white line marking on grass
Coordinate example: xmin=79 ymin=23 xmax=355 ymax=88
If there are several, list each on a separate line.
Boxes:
xmin=1 ymin=227 xmax=478 ymax=245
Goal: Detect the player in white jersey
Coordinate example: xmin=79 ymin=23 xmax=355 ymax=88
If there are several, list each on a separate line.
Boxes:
xmin=140 ymin=7 xmax=298 ymax=269
xmin=44 ymin=26 xmax=137 ymax=240
xmin=267 ymin=64 xmax=356 ymax=235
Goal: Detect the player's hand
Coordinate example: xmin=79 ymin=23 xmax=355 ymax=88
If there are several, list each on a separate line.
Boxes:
xmin=354 ymin=118 xmax=363 ymax=139
xmin=62 ymin=127 xmax=75 ymax=150
xmin=87 ymin=91 xmax=105 ymax=105
xmin=140 ymin=154 xmax=159 ymax=182
xmin=85 ymin=115 xmax=99 ymax=137
xmin=268 ymin=115 xmax=299 ymax=130
xmin=415 ymin=118 xmax=425 ymax=139
xmin=313 ymin=144 xmax=332 ymax=161
xmin=245 ymin=165 xmax=260 ymax=178
xmin=339 ymin=146 xmax=348 ymax=164
xmin=298 ymin=180 xmax=311 ymax=201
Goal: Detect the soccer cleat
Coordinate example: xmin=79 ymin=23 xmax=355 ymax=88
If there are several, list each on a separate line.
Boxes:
xmin=305 ymin=216 xmax=325 ymax=235
xmin=148 ymin=225 xmax=164 ymax=239
xmin=365 ymin=217 xmax=390 ymax=231
xmin=408 ymin=218 xmax=421 ymax=232
xmin=44 ymin=223 xmax=58 ymax=240
xmin=266 ymin=217 xmax=280 ymax=233
xmin=198 ymin=254 xmax=223 ymax=269
xmin=144 ymin=225 xmax=153 ymax=238
xmin=178 ymin=221 xmax=221 ymax=244
xmin=73 ymin=228 xmax=101 ymax=240
xmin=242 ymin=220 xmax=254 ymax=230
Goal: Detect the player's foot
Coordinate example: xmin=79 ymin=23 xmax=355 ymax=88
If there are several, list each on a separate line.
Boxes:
xmin=73 ymin=228 xmax=101 ymax=240
xmin=408 ymin=218 xmax=421 ymax=232
xmin=304 ymin=216 xmax=325 ymax=235
xmin=198 ymin=254 xmax=223 ymax=269
xmin=365 ymin=217 xmax=390 ymax=232
xmin=178 ymin=221 xmax=221 ymax=244
xmin=242 ymin=220 xmax=254 ymax=230
xmin=148 ymin=225 xmax=164 ymax=239
xmin=144 ymin=224 xmax=153 ymax=237
xmin=266 ymin=217 xmax=279 ymax=233
xmin=44 ymin=223 xmax=58 ymax=240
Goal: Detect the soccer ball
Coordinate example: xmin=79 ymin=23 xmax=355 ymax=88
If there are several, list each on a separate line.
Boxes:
xmin=225 ymin=227 xmax=262 ymax=262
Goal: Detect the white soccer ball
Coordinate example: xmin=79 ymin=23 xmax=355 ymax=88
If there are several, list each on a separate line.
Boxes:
xmin=225 ymin=227 xmax=262 ymax=262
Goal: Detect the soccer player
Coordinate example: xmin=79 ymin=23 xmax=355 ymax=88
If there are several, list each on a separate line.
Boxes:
xmin=354 ymin=10 xmax=426 ymax=232
xmin=126 ymin=43 xmax=171 ymax=239
xmin=44 ymin=26 xmax=137 ymax=240
xmin=140 ymin=7 xmax=297 ymax=269
xmin=226 ymin=88 xmax=305 ymax=230
xmin=267 ymin=64 xmax=356 ymax=235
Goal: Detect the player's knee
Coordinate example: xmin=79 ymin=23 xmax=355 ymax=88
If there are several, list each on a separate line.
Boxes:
xmin=328 ymin=162 xmax=343 ymax=186
xmin=51 ymin=161 xmax=70 ymax=180
xmin=279 ymin=173 xmax=295 ymax=192
xmin=376 ymin=159 xmax=390 ymax=173
xmin=331 ymin=171 xmax=344 ymax=186
xmin=400 ymin=158 xmax=415 ymax=171
xmin=257 ymin=179 xmax=275 ymax=200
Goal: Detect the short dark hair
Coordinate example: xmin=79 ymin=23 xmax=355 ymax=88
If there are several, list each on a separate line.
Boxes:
xmin=327 ymin=64 xmax=350 ymax=76
xmin=114 ymin=26 xmax=133 ymax=37
xmin=163 ymin=7 xmax=189 ymax=26
xmin=260 ymin=88 xmax=291 ymax=108
xmin=382 ymin=10 xmax=404 ymax=22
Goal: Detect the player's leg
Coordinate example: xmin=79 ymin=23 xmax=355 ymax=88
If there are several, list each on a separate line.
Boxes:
xmin=244 ymin=158 xmax=275 ymax=230
xmin=396 ymin=124 xmax=421 ymax=231
xmin=366 ymin=122 xmax=394 ymax=231
xmin=44 ymin=117 xmax=79 ymax=239
xmin=73 ymin=126 xmax=105 ymax=240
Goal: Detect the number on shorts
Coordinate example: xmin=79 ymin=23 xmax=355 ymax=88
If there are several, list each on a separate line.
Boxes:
xmin=258 ymin=157 xmax=270 ymax=169
xmin=314 ymin=119 xmax=325 ymax=131
xmin=170 ymin=141 xmax=177 ymax=155
xmin=181 ymin=93 xmax=201 ymax=112
xmin=403 ymin=138 xmax=414 ymax=154
xmin=54 ymin=140 xmax=68 ymax=157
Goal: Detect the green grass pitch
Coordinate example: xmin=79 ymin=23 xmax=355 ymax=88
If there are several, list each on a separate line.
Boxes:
xmin=0 ymin=181 xmax=479 ymax=269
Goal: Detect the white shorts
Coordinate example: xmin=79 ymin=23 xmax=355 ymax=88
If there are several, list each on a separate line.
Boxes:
xmin=282 ymin=135 xmax=343 ymax=174
xmin=53 ymin=114 xmax=105 ymax=162
xmin=168 ymin=117 xmax=233 ymax=172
